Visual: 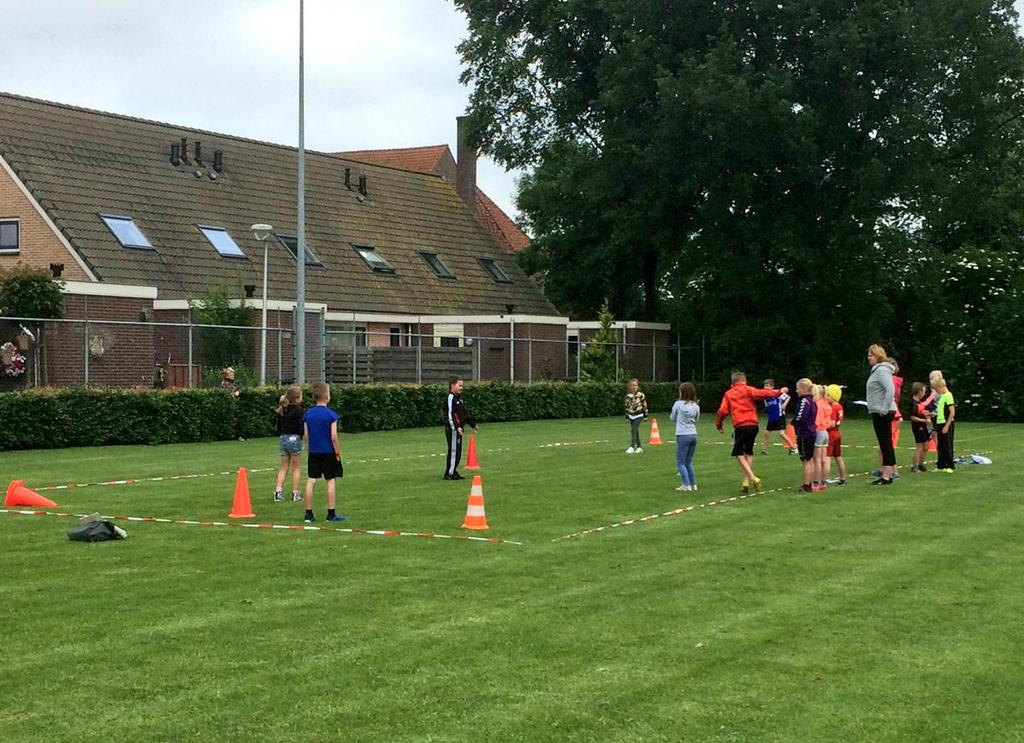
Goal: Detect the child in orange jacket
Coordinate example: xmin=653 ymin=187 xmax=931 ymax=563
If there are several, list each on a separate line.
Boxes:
xmin=715 ymin=371 xmax=787 ymax=493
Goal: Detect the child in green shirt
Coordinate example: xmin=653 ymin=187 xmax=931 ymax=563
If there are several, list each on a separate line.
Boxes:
xmin=933 ymin=378 xmax=956 ymax=472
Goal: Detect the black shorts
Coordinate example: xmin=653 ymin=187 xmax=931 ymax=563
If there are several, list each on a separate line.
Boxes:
xmin=912 ymin=423 xmax=930 ymax=444
xmin=766 ymin=418 xmax=786 ymax=432
xmin=308 ymin=453 xmax=343 ymax=480
xmin=731 ymin=425 xmax=759 ymax=456
xmin=797 ymin=435 xmax=816 ymax=462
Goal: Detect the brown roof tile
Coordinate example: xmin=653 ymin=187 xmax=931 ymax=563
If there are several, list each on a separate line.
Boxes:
xmin=0 ymin=92 xmax=555 ymax=316
xmin=474 ymin=188 xmax=530 ymax=253
xmin=336 ymin=145 xmax=530 ymax=253
xmin=337 ymin=145 xmax=455 ymax=180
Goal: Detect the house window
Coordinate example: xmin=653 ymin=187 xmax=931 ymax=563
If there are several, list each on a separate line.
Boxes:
xmin=101 ymin=214 xmax=153 ymax=249
xmin=353 ymin=244 xmax=395 ymax=273
xmin=199 ymin=226 xmax=246 ymax=258
xmin=568 ymin=334 xmax=579 ymax=355
xmin=477 ymin=257 xmax=512 ymax=284
xmin=326 ymin=323 xmax=366 ymax=350
xmin=389 ymin=326 xmax=402 ymax=347
xmin=0 ymin=219 xmax=19 ymax=253
xmin=277 ymin=234 xmax=323 ymax=267
xmin=434 ymin=323 xmax=464 ymax=348
xmin=418 ymin=251 xmax=455 ymax=279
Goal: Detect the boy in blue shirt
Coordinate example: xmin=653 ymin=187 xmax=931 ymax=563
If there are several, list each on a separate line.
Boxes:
xmin=303 ymin=382 xmax=346 ymax=523
xmin=761 ymin=379 xmax=795 ymax=455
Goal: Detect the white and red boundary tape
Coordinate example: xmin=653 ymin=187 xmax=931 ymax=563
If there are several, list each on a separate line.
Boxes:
xmin=34 ymin=467 xmax=280 ymax=493
xmin=553 ymin=471 xmax=877 ymax=542
xmin=28 ymin=439 xmax=610 ymax=495
xmin=0 ymin=508 xmax=522 ymax=546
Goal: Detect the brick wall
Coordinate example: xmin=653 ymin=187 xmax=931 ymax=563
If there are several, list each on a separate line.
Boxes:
xmin=47 ymin=295 xmax=155 ymax=387
xmin=466 ymin=322 xmax=509 ymax=382
xmin=366 ymin=322 xmax=395 ymax=348
xmin=0 ymin=164 xmax=91 ymax=280
xmin=462 ymin=322 xmax=567 ymax=382
xmin=517 ymin=323 xmax=566 ymax=381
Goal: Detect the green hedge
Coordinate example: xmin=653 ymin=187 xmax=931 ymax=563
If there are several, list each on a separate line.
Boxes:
xmin=0 ymin=381 xmax=730 ymax=451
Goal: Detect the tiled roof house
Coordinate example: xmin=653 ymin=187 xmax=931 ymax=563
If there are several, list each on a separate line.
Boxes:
xmin=0 ymin=93 xmax=567 ymax=386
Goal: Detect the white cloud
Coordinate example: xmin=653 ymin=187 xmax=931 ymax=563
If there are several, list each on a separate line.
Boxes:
xmin=0 ymin=0 xmax=524 ymax=220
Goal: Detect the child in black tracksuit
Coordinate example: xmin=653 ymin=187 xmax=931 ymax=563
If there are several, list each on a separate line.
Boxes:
xmin=443 ymin=376 xmax=478 ymax=480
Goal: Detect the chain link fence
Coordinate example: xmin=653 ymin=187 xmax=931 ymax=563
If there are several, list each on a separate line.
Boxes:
xmin=0 ymin=315 xmax=705 ymax=389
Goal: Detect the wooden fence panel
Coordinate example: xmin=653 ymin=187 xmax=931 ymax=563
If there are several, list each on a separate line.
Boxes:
xmin=324 ymin=350 xmax=373 ymax=384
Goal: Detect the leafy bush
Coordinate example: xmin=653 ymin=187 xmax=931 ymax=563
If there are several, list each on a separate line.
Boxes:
xmin=0 ymin=265 xmax=65 ymax=319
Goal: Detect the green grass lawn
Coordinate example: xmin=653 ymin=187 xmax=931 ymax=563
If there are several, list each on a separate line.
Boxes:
xmin=1 ymin=416 xmax=1022 ymax=742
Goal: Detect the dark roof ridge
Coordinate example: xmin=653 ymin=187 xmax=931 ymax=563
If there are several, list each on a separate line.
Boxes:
xmin=0 ymin=89 xmax=445 ymax=179
xmin=326 ymin=151 xmax=449 ymax=177
xmin=336 ymin=144 xmax=450 ymax=155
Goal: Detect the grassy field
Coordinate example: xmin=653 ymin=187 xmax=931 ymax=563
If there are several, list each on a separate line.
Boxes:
xmin=1 ymin=415 xmax=1022 ymax=742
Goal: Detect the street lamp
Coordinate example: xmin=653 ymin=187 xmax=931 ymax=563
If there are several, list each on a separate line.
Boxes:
xmin=251 ymin=223 xmax=273 ymax=385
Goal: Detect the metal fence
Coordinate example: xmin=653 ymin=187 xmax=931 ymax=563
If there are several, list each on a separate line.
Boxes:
xmin=0 ymin=315 xmax=704 ymax=389
xmin=323 ymin=329 xmax=704 ymax=385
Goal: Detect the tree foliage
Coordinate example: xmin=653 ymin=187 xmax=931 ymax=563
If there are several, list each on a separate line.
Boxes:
xmin=456 ymin=0 xmax=1024 ymax=396
xmin=579 ymin=300 xmax=619 ymax=381
xmin=189 ymin=285 xmax=253 ymax=372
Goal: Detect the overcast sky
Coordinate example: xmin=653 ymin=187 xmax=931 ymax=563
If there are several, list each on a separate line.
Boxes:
xmin=0 ymin=0 xmax=524 ymax=218
xmin=4 ymin=1 xmax=1023 ymax=227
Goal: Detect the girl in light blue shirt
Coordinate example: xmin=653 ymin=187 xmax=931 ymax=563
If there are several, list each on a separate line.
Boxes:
xmin=670 ymin=382 xmax=701 ymax=491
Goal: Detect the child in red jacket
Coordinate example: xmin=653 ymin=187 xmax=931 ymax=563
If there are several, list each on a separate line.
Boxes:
xmin=716 ymin=371 xmax=787 ymax=493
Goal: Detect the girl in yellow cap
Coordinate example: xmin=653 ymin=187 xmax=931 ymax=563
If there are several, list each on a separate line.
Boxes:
xmin=825 ymin=384 xmax=847 ymax=485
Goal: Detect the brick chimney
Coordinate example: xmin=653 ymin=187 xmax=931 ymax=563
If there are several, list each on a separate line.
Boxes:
xmin=456 ymin=115 xmax=477 ymax=212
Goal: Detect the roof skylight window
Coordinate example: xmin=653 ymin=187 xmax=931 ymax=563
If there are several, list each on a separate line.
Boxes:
xmin=353 ymin=244 xmax=395 ymax=274
xmin=418 ymin=251 xmax=455 ymax=279
xmin=200 ymin=226 xmax=246 ymax=258
xmin=477 ymin=257 xmax=512 ymax=284
xmin=101 ymin=214 xmax=153 ymax=250
xmin=277 ymin=234 xmax=323 ymax=267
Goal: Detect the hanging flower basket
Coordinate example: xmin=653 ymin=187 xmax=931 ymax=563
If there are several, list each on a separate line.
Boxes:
xmin=0 ymin=341 xmax=27 ymax=377
xmin=16 ymin=332 xmax=31 ymax=351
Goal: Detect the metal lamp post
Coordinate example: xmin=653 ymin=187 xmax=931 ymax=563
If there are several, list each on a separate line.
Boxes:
xmin=295 ymin=0 xmax=307 ymax=384
xmin=251 ymin=223 xmax=273 ymax=385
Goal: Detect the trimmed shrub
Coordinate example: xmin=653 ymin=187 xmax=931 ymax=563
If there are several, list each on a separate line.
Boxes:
xmin=0 ymin=381 xmax=731 ymax=451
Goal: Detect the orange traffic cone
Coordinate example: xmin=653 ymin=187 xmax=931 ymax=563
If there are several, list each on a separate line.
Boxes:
xmin=465 ymin=434 xmax=480 ymax=470
xmin=648 ymin=417 xmax=664 ymax=445
xmin=228 ymin=467 xmax=255 ymax=519
xmin=785 ymin=423 xmax=796 ymax=448
xmin=461 ymin=475 xmax=489 ymax=530
xmin=928 ymin=436 xmax=937 ymax=453
xmin=4 ymin=480 xmax=58 ymax=509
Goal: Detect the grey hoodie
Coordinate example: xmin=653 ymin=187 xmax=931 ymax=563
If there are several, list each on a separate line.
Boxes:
xmin=866 ymin=361 xmax=897 ymax=415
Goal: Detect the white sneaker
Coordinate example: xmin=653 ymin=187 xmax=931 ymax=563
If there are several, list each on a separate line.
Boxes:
xmin=676 ymin=484 xmax=691 ymax=491
xmin=625 ymin=447 xmax=635 ymax=454
xmin=634 ymin=447 xmax=643 ymax=454
xmin=691 ymin=485 xmax=698 ymax=491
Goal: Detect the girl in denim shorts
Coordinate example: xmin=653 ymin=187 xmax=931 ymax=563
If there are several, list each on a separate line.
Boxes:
xmin=274 ymin=386 xmax=305 ymax=502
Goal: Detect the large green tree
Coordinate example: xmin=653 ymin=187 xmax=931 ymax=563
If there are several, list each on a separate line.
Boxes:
xmin=456 ymin=0 xmax=1024 ymax=386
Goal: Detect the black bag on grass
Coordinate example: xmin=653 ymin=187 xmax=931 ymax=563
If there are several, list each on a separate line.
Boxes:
xmin=67 ymin=519 xmax=123 ymax=543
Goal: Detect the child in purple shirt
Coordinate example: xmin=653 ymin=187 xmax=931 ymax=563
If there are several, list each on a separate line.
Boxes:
xmin=791 ymin=378 xmax=818 ymax=492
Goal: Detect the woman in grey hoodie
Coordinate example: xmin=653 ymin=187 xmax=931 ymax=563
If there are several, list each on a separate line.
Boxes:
xmin=866 ymin=344 xmax=897 ymax=485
